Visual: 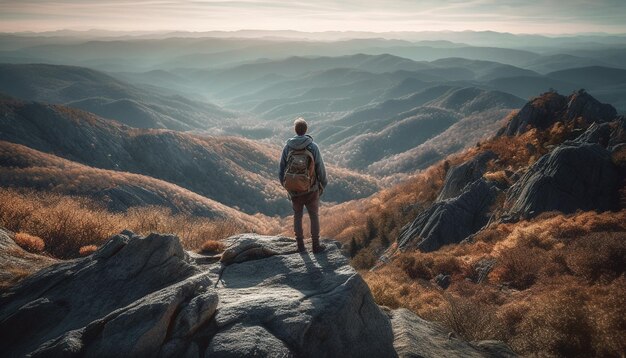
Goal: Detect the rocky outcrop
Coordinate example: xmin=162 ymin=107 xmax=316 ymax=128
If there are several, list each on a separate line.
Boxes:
xmin=501 ymin=90 xmax=617 ymax=136
xmin=0 ymin=228 xmax=56 ymax=292
xmin=0 ymin=232 xmax=513 ymax=357
xmin=399 ymin=179 xmax=499 ymax=252
xmin=506 ymin=142 xmax=620 ymax=219
xmin=564 ymin=90 xmax=617 ymax=123
xmin=438 ymin=151 xmax=497 ymax=201
xmin=574 ymin=122 xmax=612 ymax=146
xmin=0 ymin=231 xmax=200 ymax=357
xmin=609 ymin=117 xmax=626 ymax=147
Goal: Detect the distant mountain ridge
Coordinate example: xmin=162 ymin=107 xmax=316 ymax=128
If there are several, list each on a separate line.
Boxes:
xmin=325 ymin=87 xmax=525 ymax=173
xmin=0 ymin=63 xmax=234 ymax=130
xmin=0 ymin=96 xmax=379 ymax=216
xmin=0 ymin=141 xmax=258 ymax=223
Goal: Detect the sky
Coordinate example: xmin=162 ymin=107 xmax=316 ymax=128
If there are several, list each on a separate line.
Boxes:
xmin=1 ymin=0 xmax=626 ymax=35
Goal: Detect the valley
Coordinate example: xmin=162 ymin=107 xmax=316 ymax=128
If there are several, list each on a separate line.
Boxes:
xmin=0 ymin=29 xmax=625 ymax=357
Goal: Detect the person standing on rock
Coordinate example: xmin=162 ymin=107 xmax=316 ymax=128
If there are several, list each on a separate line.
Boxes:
xmin=279 ymin=117 xmax=328 ymax=253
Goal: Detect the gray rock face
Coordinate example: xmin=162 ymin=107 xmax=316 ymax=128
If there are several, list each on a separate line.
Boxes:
xmin=212 ymin=234 xmax=396 ymax=358
xmin=399 ymin=179 xmax=498 ymax=252
xmin=0 ymin=231 xmax=200 ymax=357
xmin=574 ymin=122 xmax=612 ymax=146
xmin=502 ymin=92 xmax=568 ymax=136
xmin=0 ymin=231 xmax=513 ymax=357
xmin=609 ymin=116 xmax=626 ymax=147
xmin=506 ymin=143 xmax=620 ymax=219
xmin=390 ymin=308 xmax=516 ymax=358
xmin=438 ymin=151 xmax=497 ymax=201
xmin=0 ymin=228 xmax=56 ymax=292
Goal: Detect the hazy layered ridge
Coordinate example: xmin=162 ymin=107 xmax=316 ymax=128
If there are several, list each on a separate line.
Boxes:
xmin=0 ymin=141 xmax=259 ymax=224
xmin=0 ymin=97 xmax=379 ymax=216
xmin=323 ymin=87 xmax=525 ymax=172
xmin=0 ymin=63 xmax=235 ymax=130
xmin=202 ymin=54 xmax=626 ymax=118
xmin=4 ymin=33 xmax=626 ymax=71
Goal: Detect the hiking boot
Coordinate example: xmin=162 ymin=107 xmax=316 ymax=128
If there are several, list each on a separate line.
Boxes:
xmin=296 ymin=239 xmax=306 ymax=253
xmin=312 ymin=243 xmax=326 ymax=254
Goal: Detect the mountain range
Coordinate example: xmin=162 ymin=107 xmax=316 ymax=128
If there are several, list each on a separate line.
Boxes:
xmin=0 ymin=95 xmax=378 ymax=216
xmin=1 ymin=29 xmax=625 ymax=357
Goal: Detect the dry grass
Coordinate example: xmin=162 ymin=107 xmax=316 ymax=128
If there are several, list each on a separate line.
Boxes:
xmin=0 ymin=188 xmax=249 ymax=259
xmin=483 ymin=170 xmax=510 ymax=185
xmin=199 ymin=240 xmax=226 ymax=254
xmin=13 ymin=232 xmax=45 ymax=253
xmin=0 ymin=140 xmax=280 ymax=233
xmin=364 ymin=210 xmax=626 ymax=357
xmin=309 ymin=120 xmax=585 ymax=266
xmin=79 ymin=245 xmax=98 ymax=256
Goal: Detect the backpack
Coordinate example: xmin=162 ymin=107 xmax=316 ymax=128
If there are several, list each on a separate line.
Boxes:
xmin=284 ymin=147 xmax=316 ymax=193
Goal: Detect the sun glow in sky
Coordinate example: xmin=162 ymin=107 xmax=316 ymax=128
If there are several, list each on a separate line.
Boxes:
xmin=1 ymin=0 xmax=626 ymax=34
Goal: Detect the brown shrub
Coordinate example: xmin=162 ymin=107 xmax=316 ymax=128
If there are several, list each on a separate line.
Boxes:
xmin=564 ymin=231 xmax=626 ymax=283
xmin=199 ymin=240 xmax=225 ymax=254
xmin=397 ymin=253 xmax=434 ymax=280
xmin=514 ymin=286 xmax=594 ymax=358
xmin=365 ymin=274 xmax=401 ymax=309
xmin=586 ymin=276 xmax=626 ymax=357
xmin=79 ymin=245 xmax=98 ymax=256
xmin=497 ymin=301 xmax=530 ymax=340
xmin=318 ymin=157 xmax=450 ymax=245
xmin=351 ymin=247 xmax=378 ymax=270
xmin=493 ymin=245 xmax=546 ymax=290
xmin=428 ymin=293 xmax=502 ymax=341
xmin=483 ymin=170 xmax=510 ymax=185
xmin=14 ymin=232 xmax=45 ymax=253
xmin=0 ymin=189 xmax=249 ymax=259
xmin=432 ymin=255 xmax=460 ymax=276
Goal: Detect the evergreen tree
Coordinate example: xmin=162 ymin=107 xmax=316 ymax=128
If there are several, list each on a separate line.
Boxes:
xmin=364 ymin=217 xmax=377 ymax=246
xmin=380 ymin=231 xmax=390 ymax=248
xmin=349 ymin=236 xmax=359 ymax=258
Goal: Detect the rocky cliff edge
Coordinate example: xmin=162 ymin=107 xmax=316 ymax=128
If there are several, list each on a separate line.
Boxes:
xmin=0 ymin=230 xmax=514 ymax=357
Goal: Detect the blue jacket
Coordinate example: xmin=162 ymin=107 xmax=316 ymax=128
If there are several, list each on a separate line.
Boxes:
xmin=279 ymin=134 xmax=327 ymax=189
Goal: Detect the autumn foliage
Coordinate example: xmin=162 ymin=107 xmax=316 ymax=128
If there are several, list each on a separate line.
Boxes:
xmin=365 ymin=210 xmax=626 ymax=357
xmin=0 ymin=188 xmax=247 ymax=259
xmin=78 ymin=245 xmax=98 ymax=256
xmin=13 ymin=232 xmax=45 ymax=253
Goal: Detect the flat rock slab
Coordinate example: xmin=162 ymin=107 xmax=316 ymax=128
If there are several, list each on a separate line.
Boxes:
xmin=0 ymin=231 xmax=514 ymax=357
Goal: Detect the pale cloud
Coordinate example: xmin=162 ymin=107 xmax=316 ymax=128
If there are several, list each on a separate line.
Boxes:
xmin=0 ymin=0 xmax=625 ymax=34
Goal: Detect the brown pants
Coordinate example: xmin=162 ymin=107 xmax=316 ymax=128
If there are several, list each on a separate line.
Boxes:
xmin=291 ymin=190 xmax=320 ymax=243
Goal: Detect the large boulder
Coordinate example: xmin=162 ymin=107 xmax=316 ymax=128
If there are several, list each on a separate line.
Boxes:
xmin=208 ymin=234 xmax=397 ymax=358
xmin=0 ymin=232 xmax=513 ymax=357
xmin=399 ymin=179 xmax=499 ymax=252
xmin=506 ymin=142 xmax=620 ymax=219
xmin=438 ymin=151 xmax=497 ymax=201
xmin=0 ymin=231 xmax=200 ymax=357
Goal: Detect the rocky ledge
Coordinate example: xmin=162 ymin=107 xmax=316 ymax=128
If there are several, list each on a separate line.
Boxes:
xmin=0 ymin=231 xmax=514 ymax=357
